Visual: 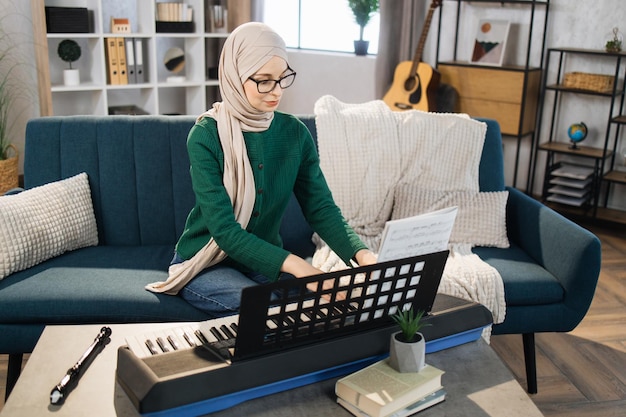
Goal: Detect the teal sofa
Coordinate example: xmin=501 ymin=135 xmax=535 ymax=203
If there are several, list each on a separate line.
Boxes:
xmin=0 ymin=115 xmax=601 ymax=398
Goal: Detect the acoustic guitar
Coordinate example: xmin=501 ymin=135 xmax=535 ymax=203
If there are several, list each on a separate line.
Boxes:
xmin=383 ymin=0 xmax=442 ymax=112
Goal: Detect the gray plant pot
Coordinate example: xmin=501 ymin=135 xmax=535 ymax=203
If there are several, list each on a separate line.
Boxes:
xmin=354 ymin=40 xmax=369 ymax=56
xmin=388 ymin=331 xmax=426 ymax=373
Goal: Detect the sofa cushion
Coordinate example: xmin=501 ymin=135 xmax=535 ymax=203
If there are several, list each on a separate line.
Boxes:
xmin=0 ymin=245 xmax=209 ymax=323
xmin=474 ymin=245 xmax=564 ymax=306
xmin=23 ymin=116 xmax=197 ymax=247
xmin=0 ymin=173 xmax=98 ymax=280
xmin=392 ymin=187 xmax=510 ymax=248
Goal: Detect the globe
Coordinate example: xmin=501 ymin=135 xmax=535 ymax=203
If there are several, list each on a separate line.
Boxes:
xmin=568 ymin=122 xmax=588 ymax=149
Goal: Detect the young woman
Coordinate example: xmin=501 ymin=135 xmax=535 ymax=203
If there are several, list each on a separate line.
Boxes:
xmin=147 ymin=22 xmax=376 ymax=317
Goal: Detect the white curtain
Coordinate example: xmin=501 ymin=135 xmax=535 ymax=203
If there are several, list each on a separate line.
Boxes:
xmin=375 ymin=0 xmax=427 ymax=99
xmin=250 ymin=0 xmax=263 ymax=21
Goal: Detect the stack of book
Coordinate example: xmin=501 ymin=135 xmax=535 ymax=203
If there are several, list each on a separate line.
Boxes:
xmin=546 ymin=163 xmax=594 ymax=207
xmin=335 ymin=359 xmax=445 ymax=417
xmin=155 ymin=2 xmax=194 ymax=33
xmin=156 ymin=2 xmax=193 ymax=22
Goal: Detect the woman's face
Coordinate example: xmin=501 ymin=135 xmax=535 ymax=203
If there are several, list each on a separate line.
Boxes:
xmin=243 ymin=56 xmax=290 ymax=112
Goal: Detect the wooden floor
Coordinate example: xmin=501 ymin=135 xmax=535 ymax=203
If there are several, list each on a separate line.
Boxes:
xmin=1 ymin=220 xmax=625 ymax=415
xmin=491 ymin=219 xmax=626 ymax=417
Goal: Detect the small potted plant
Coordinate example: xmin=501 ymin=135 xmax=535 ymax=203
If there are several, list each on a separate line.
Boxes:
xmin=348 ymin=0 xmax=379 ymax=56
xmin=388 ymin=306 xmax=430 ymax=373
xmin=605 ymin=27 xmax=623 ymax=53
xmin=57 ymin=39 xmax=81 ymax=86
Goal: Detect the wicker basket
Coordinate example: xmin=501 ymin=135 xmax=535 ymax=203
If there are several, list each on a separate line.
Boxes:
xmin=563 ymin=72 xmax=615 ymax=93
xmin=0 ymin=144 xmax=19 ymax=195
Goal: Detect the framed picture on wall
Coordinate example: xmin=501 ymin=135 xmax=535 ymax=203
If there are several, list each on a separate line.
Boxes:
xmin=471 ymin=19 xmax=511 ymax=66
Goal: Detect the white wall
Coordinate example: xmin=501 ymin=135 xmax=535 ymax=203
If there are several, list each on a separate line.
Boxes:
xmin=279 ymin=50 xmax=377 ymax=115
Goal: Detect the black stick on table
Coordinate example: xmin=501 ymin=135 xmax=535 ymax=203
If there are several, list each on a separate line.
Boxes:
xmin=50 ymin=326 xmax=112 ymax=405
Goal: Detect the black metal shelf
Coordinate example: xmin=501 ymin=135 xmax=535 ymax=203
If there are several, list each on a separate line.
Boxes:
xmin=545 ymin=84 xmax=621 ymax=97
xmin=531 ymin=47 xmax=626 ymax=219
xmin=435 ymin=0 xmax=550 ymax=189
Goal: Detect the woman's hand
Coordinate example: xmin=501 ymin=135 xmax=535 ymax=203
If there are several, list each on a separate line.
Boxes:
xmin=281 ymin=254 xmax=324 ymax=278
xmin=354 ymin=249 xmax=378 ymax=266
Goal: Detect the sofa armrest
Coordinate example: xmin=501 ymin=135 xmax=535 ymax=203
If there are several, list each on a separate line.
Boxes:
xmin=505 ymin=187 xmax=601 ymax=316
xmin=2 ymin=187 xmax=24 ymax=196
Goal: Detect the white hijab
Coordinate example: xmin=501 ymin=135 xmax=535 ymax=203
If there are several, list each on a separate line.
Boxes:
xmin=146 ymin=23 xmax=288 ymax=295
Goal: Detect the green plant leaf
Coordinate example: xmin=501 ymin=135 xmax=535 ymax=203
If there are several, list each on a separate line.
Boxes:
xmin=391 ymin=307 xmax=431 ymax=342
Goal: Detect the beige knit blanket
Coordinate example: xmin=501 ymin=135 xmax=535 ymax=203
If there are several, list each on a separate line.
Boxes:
xmin=312 ymin=96 xmax=506 ymax=334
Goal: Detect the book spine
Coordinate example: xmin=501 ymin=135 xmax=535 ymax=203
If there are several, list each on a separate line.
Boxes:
xmin=336 ymin=382 xmax=382 ymax=417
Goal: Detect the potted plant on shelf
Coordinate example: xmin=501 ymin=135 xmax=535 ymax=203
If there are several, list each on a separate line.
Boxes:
xmin=348 ymin=0 xmax=379 ymax=56
xmin=605 ymin=27 xmax=623 ymax=53
xmin=58 ymin=39 xmax=81 ymax=86
xmin=389 ymin=307 xmax=430 ymax=373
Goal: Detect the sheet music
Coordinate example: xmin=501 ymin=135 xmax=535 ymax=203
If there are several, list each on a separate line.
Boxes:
xmin=377 ymin=206 xmax=458 ymax=262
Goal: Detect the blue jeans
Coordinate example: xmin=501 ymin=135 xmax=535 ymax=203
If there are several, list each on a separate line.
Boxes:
xmin=172 ymin=253 xmax=279 ymax=318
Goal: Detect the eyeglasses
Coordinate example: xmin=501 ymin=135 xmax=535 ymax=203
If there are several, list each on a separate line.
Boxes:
xmin=247 ymin=69 xmax=297 ymax=93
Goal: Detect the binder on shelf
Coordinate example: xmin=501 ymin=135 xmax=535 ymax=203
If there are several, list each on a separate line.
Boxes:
xmin=134 ymin=38 xmax=145 ymax=83
xmin=105 ymin=37 xmax=120 ymax=85
xmin=116 ymin=37 xmax=129 ymax=85
xmin=125 ymin=38 xmax=136 ymax=84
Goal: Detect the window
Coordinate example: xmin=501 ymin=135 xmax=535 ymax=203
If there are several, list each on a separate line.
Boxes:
xmin=262 ymin=0 xmax=380 ymax=54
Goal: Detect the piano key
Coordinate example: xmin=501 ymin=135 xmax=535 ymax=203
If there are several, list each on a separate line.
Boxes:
xmin=194 ymin=329 xmax=210 ymax=345
xmin=156 ymin=337 xmax=170 ymax=353
xmin=145 ymin=339 xmax=158 ymax=355
xmin=167 ymin=335 xmax=180 ymax=350
xmin=220 ymin=325 xmax=235 ymax=339
xmin=154 ymin=329 xmax=183 ymax=352
xmin=210 ymin=327 xmax=226 ymax=341
xmin=125 ymin=335 xmax=153 ymax=358
xmin=176 ymin=327 xmax=198 ymax=348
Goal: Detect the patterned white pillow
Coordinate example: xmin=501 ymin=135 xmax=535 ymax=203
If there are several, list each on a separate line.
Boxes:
xmin=0 ymin=173 xmax=98 ymax=279
xmin=392 ymin=186 xmax=509 ymax=248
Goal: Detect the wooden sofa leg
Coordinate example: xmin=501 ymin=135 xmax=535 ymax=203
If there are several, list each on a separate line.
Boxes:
xmin=523 ymin=333 xmax=538 ymax=394
xmin=5 ymin=353 xmax=23 ymax=401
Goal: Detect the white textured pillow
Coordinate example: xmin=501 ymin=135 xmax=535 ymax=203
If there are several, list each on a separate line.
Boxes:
xmin=392 ymin=187 xmax=509 ymax=248
xmin=0 ymin=173 xmax=98 ymax=279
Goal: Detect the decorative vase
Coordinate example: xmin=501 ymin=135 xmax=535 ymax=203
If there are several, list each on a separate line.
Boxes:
xmin=0 ymin=144 xmax=19 ymax=195
xmin=388 ymin=331 xmax=426 ymax=373
xmin=63 ymin=69 xmax=80 ymax=86
xmin=354 ymin=40 xmax=369 ymax=56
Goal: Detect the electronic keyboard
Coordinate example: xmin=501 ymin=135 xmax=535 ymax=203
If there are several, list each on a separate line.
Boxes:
xmin=116 ymin=251 xmax=493 ymax=415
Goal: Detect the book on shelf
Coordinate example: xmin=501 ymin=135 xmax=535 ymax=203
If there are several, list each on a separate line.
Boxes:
xmin=105 ymin=37 xmax=130 ymax=85
xmin=116 ymin=37 xmax=129 ymax=84
xmin=551 ymin=164 xmax=594 ymax=180
xmin=156 ymin=2 xmax=193 ymax=22
xmin=548 ymin=185 xmax=589 ymax=199
xmin=337 ymin=388 xmax=446 ymax=417
xmin=547 ymin=193 xmax=589 ymax=207
xmin=125 ymin=38 xmax=136 ymax=83
xmin=377 ymin=206 xmax=457 ymax=263
xmin=549 ymin=175 xmax=592 ymax=189
xmin=104 ymin=37 xmax=120 ymax=85
xmin=335 ymin=360 xmax=445 ymax=417
xmin=133 ymin=38 xmax=145 ymax=83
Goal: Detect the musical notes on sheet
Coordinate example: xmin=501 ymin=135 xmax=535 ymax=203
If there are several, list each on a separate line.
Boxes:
xmin=377 ymin=206 xmax=458 ymax=262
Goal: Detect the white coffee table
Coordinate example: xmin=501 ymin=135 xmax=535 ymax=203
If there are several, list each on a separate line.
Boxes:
xmin=1 ymin=323 xmax=543 ymax=416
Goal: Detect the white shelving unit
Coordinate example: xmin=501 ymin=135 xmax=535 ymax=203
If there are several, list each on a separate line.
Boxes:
xmin=37 ymin=0 xmax=232 ymax=116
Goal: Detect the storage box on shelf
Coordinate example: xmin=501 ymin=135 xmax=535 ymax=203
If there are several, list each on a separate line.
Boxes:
xmin=34 ymin=0 xmax=236 ymax=116
xmin=531 ymin=47 xmax=626 ymax=223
